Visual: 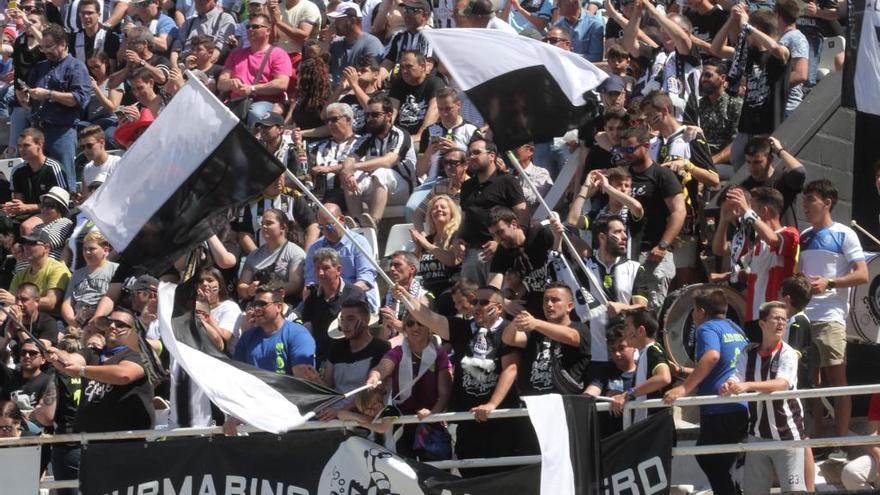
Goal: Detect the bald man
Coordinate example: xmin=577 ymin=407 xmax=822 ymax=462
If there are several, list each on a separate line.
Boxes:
xmin=303 ymin=203 xmax=380 ymax=312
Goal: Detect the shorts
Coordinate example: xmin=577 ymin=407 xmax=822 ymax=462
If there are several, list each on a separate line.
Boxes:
xmin=673 ymin=235 xmax=698 ymax=269
xmin=811 ymin=320 xmax=847 ymax=367
xmin=354 ymin=169 xmax=409 ymax=205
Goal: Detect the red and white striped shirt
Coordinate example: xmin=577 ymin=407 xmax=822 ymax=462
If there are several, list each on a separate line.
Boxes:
xmin=734 ymin=341 xmax=805 ymax=441
xmin=744 ymin=226 xmax=799 ymax=320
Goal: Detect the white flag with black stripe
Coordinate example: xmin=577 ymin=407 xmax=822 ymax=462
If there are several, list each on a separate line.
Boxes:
xmin=80 ymin=76 xmax=286 ymax=273
xmin=422 ymin=28 xmax=607 ymax=149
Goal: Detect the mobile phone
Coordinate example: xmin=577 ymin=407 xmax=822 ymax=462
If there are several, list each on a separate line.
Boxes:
xmin=15 ymin=80 xmax=29 ymax=91
xmin=114 ymin=106 xmax=126 ymax=120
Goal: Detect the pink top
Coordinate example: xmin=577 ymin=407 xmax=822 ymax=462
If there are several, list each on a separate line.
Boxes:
xmin=223 ymin=46 xmax=292 ymax=103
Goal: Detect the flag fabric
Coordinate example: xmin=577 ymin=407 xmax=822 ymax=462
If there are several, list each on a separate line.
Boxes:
xmin=843 ymin=0 xmax=880 ymax=116
xmin=522 ymin=394 xmax=602 ymax=495
xmin=156 ymin=277 xmax=343 ymax=434
xmin=422 ymin=28 xmax=607 ymax=149
xmin=80 ymin=77 xmax=286 ymax=274
xmin=601 ymin=411 xmax=675 ymax=494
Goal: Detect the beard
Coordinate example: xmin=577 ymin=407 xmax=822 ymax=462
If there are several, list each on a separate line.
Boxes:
xmin=699 ymin=80 xmax=720 ymax=95
xmin=365 ymin=119 xmax=386 ymax=135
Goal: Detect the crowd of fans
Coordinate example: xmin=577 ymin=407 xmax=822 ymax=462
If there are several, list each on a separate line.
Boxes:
xmin=0 ymin=0 xmax=875 ymax=492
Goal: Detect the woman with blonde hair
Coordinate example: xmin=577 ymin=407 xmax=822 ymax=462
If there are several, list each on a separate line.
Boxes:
xmin=409 ymin=194 xmax=463 ymax=300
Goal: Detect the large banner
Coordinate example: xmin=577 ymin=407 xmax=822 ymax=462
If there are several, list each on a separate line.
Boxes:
xmin=601 ymin=412 xmax=675 ymax=495
xmin=80 ymin=411 xmax=674 ymax=495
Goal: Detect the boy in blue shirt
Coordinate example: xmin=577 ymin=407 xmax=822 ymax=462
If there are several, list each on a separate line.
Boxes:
xmin=664 ymin=288 xmax=749 ymax=495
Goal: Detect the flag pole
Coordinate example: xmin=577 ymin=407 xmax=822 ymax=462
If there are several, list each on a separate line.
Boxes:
xmin=505 ymin=151 xmax=608 ymax=306
xmin=282 ymin=170 xmax=410 ymax=309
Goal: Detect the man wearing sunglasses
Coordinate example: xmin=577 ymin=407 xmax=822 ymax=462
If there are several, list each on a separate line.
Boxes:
xmin=48 ymin=310 xmax=154 ymax=460
xmin=233 ymin=286 xmax=316 ymax=376
xmin=380 ymin=0 xmax=433 ymax=80
xmin=80 ymin=125 xmax=120 ymax=187
xmin=396 ymin=284 xmax=523 ymax=477
xmin=217 ymin=13 xmax=292 ymax=128
xmin=9 ymin=230 xmax=71 ymax=315
xmin=0 ymin=339 xmax=56 ymax=429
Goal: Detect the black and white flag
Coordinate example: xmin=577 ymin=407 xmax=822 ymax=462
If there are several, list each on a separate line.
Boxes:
xmin=843 ymin=0 xmax=880 ymax=116
xmin=422 ymin=28 xmax=607 ymax=149
xmin=157 ymin=278 xmax=343 ymax=433
xmin=80 ymin=77 xmax=286 ymax=273
xmin=523 ymin=394 xmax=602 ymax=495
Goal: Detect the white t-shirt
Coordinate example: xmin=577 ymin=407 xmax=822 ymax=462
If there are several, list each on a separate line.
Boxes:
xmin=211 ymin=299 xmax=242 ymax=333
xmin=798 ymin=222 xmax=866 ymax=324
xmin=82 ymin=154 xmax=121 ymax=186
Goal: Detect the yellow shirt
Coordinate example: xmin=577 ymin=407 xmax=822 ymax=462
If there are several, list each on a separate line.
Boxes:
xmin=10 ymin=258 xmax=72 ymax=297
xmin=277 ymin=0 xmax=321 ymax=54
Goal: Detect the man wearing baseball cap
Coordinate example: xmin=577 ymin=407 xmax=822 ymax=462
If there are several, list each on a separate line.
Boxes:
xmin=380 ymin=0 xmax=433 ymax=79
xmin=327 ymin=1 xmax=383 ymax=85
xmin=8 ymin=230 xmax=71 ymax=314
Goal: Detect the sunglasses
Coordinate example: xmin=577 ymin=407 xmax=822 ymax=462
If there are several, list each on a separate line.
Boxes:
xmin=252 ymin=299 xmax=275 ymax=308
xmin=247 ymin=23 xmax=269 ymax=30
xmin=319 ymin=222 xmax=335 ymax=231
xmin=475 ymin=299 xmax=494 ymax=306
xmin=442 ymin=159 xmax=464 ymax=167
xmin=21 ymin=5 xmax=38 ymax=12
xmin=404 ymin=320 xmax=419 ymax=327
xmin=617 ymin=145 xmax=642 ymax=154
xmin=106 ymin=317 xmax=133 ymax=330
xmin=543 ymin=37 xmax=567 ymax=45
xmin=402 ymin=6 xmax=425 ymax=14
xmin=20 ymin=350 xmax=40 ymax=357
xmin=20 ymin=239 xmax=46 ymax=246
xmin=323 ymin=115 xmax=346 ymax=124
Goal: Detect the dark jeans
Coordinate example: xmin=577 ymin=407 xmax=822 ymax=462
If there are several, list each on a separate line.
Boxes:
xmin=697 ymin=409 xmax=749 ymax=495
xmin=51 ymin=442 xmax=81 ymax=495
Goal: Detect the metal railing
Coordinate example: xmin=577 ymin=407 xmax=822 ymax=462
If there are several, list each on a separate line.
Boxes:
xmin=5 ymin=385 xmax=880 ymax=492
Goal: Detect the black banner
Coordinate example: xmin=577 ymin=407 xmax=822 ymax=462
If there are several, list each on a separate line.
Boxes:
xmin=600 ymin=411 xmax=676 ymax=495
xmin=80 ymin=410 xmax=674 ymax=495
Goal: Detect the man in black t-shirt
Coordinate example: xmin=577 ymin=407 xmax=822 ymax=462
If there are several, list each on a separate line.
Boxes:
xmin=106 ymin=26 xmax=171 ymax=104
xmin=319 ymin=299 xmax=389 ymax=419
xmin=487 ymin=206 xmax=559 ymax=317
xmin=49 ymin=309 xmax=155 ymax=433
xmin=502 ymin=282 xmax=590 ymax=397
xmin=622 ymin=126 xmax=685 ymax=309
xmin=399 ymin=285 xmax=524 ymax=477
xmin=388 ymin=50 xmax=444 ymax=139
xmin=684 ymin=0 xmax=728 ymax=55
xmin=458 ymin=137 xmax=528 ymax=286
xmin=738 ymin=135 xmax=805 ymax=227
xmin=300 ymin=247 xmax=367 ymax=364
xmin=7 ymin=129 xmax=69 ymax=217
xmin=0 ymin=339 xmax=56 ymax=427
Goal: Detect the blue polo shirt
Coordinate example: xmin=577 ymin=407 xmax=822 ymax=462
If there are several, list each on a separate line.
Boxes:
xmin=554 ymin=9 xmax=605 ymax=62
xmin=234 ymin=320 xmax=316 ymax=374
xmin=28 ymin=54 xmax=92 ymax=127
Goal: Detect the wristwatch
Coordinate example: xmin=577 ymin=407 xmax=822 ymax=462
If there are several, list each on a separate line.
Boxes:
xmin=827 ymin=279 xmax=836 ymax=290
xmin=658 ymin=240 xmax=671 ymax=250
xmin=79 ymin=365 xmax=87 ymax=378
xmin=625 ymin=389 xmax=636 ymax=401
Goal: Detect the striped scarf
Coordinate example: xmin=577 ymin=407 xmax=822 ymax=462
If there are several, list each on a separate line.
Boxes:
xmin=726 ymin=29 xmax=750 ymax=96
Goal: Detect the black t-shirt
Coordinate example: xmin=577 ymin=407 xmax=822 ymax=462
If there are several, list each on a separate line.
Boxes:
xmin=67 ymin=29 xmax=122 ymax=64
xmin=446 ymin=316 xmax=517 ymax=411
xmin=629 ymin=164 xmax=683 ymax=251
xmin=489 ymin=225 xmax=556 ymax=317
xmin=737 ymin=48 xmax=789 ymax=135
xmin=30 ymin=312 xmax=62 ymax=345
xmin=74 ymin=347 xmax=155 ymax=433
xmin=300 ymin=284 xmax=366 ymax=364
xmin=459 ymin=172 xmax=526 ymax=246
xmin=326 ymin=337 xmax=390 ymax=392
xmin=12 ymin=34 xmax=46 ymax=91
xmin=340 ymin=90 xmax=386 ymax=134
xmin=0 ymin=367 xmax=54 ymax=408
xmin=121 ymin=54 xmax=172 ymax=105
xmin=640 ymin=342 xmax=671 ymax=400
xmin=739 ymin=166 xmax=805 ymax=228
xmin=418 ymin=235 xmax=461 ymax=297
xmin=53 ymin=373 xmax=81 ymax=434
xmin=11 ymin=160 xmax=66 ymax=206
xmin=517 ymin=322 xmax=590 ymax=396
xmin=231 ymin=194 xmax=317 ymax=246
xmin=796 ymin=0 xmax=841 ymax=38
xmin=686 ymin=7 xmax=728 ymax=48
xmin=388 ymin=75 xmax=445 ymax=134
